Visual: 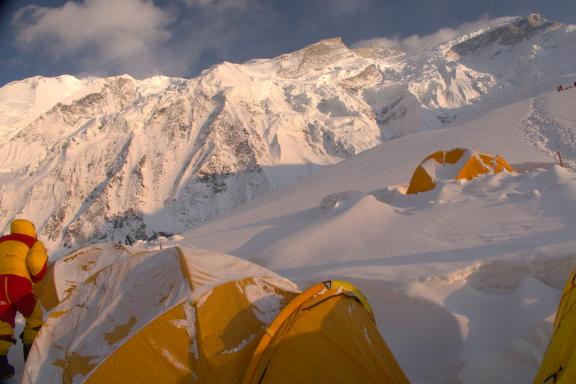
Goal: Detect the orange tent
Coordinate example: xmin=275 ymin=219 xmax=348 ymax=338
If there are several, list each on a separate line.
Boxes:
xmin=25 ymin=245 xmax=409 ymax=384
xmin=406 ymin=148 xmax=513 ymax=195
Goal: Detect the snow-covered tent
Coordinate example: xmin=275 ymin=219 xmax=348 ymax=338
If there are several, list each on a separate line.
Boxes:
xmin=25 ymin=245 xmax=298 ymax=383
xmin=406 ymin=148 xmax=513 ymax=195
xmin=25 ymin=245 xmax=408 ymax=384
xmin=36 ymin=243 xmax=134 ymax=311
xmin=534 ymin=270 xmax=576 ymax=384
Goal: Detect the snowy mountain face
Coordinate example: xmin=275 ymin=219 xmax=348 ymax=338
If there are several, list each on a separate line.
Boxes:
xmin=0 ymin=14 xmax=575 ymax=252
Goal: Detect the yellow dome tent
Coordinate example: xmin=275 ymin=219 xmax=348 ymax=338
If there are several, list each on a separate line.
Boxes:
xmin=24 ymin=244 xmax=409 ymax=384
xmin=242 ymin=280 xmax=409 ymax=384
xmin=534 ymin=271 xmax=576 ymax=384
xmin=406 ymin=148 xmax=513 ymax=195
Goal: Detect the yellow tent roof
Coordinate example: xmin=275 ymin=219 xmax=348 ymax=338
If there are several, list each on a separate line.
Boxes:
xmin=242 ymin=280 xmax=409 ymax=384
xmin=534 ymin=271 xmax=576 ymax=384
xmin=24 ymin=245 xmax=299 ymax=384
xmin=406 ymin=148 xmax=513 ymax=195
xmin=26 ymin=245 xmax=409 ymax=384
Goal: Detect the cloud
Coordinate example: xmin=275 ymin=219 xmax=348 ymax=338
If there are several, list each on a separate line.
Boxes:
xmin=9 ymin=0 xmax=275 ymax=78
xmin=352 ymin=16 xmax=516 ymax=53
xmin=9 ymin=1 xmax=519 ymax=83
xmin=11 ymin=0 xmax=174 ymax=74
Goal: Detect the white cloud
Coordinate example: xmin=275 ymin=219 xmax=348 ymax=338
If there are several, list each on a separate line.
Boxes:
xmin=12 ymin=0 xmax=174 ymax=73
xmin=9 ymin=0 xmax=277 ymax=79
xmin=352 ymin=16 xmax=516 ymax=53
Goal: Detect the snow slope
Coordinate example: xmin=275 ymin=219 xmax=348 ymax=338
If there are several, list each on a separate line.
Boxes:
xmin=178 ymin=86 xmax=576 ymax=383
xmin=2 ymin=14 xmax=576 ymax=382
xmin=1 ymin=14 xmax=576 ymax=253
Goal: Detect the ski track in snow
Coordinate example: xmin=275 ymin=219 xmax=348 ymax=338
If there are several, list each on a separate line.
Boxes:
xmin=520 ymin=95 xmax=576 ymax=168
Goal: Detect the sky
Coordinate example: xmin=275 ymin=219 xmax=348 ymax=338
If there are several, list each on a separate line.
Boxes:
xmin=0 ymin=0 xmax=575 ymax=86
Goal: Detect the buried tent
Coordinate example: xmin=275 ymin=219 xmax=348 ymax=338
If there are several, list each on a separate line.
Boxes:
xmin=534 ymin=270 xmax=576 ymax=384
xmin=25 ymin=244 xmax=409 ymax=384
xmin=406 ymin=148 xmax=513 ymax=195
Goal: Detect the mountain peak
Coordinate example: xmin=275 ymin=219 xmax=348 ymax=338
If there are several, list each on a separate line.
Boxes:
xmin=312 ymin=37 xmax=347 ymax=48
xmin=2 ymin=14 xmax=576 ymax=251
xmin=448 ymin=13 xmax=557 ymax=57
xmin=509 ymin=12 xmax=554 ymax=32
xmin=524 ymin=13 xmax=547 ymax=27
xmin=352 ymin=42 xmax=405 ymax=60
xmin=297 ymin=37 xmax=350 ymax=58
xmin=275 ymin=37 xmax=354 ymax=78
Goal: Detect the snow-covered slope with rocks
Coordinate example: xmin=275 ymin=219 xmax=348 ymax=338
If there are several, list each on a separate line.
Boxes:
xmin=1 ymin=14 xmax=575 ymax=252
xmin=177 ymin=82 xmax=576 ymax=384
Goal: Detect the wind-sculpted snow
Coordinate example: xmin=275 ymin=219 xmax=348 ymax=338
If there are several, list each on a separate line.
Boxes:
xmin=176 ymin=84 xmax=576 ymax=382
xmin=182 ymin=148 xmax=576 ymax=384
xmin=1 ymin=14 xmax=575 ymax=252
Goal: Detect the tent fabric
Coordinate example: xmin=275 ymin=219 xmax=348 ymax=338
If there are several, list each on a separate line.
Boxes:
xmin=24 ymin=245 xmax=298 ymax=384
xmin=534 ymin=271 xmax=576 ymax=384
xmin=25 ymin=245 xmax=408 ymax=384
xmin=242 ymin=280 xmax=409 ymax=384
xmin=35 ymin=243 xmax=134 ymax=311
xmin=406 ymin=148 xmax=513 ymax=195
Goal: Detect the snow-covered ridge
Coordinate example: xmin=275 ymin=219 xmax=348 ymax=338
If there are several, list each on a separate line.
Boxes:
xmin=0 ymin=14 xmax=575 ymax=252
xmin=449 ymin=14 xmax=558 ymax=56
